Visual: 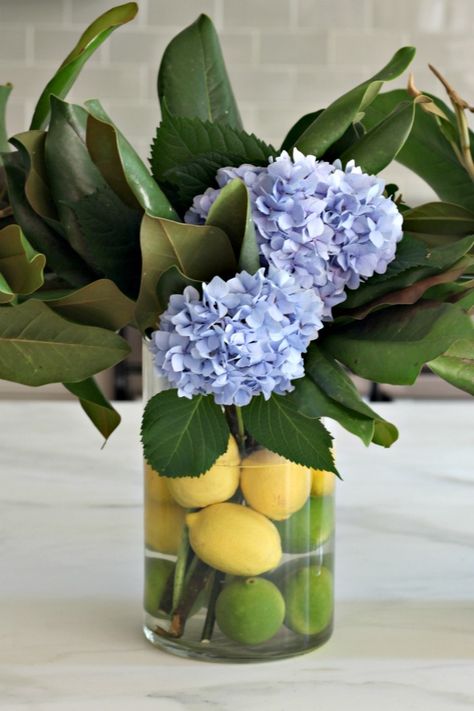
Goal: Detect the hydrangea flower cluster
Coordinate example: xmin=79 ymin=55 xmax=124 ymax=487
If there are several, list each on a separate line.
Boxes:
xmin=149 ymin=268 xmax=324 ymax=406
xmin=186 ymin=149 xmax=403 ymax=317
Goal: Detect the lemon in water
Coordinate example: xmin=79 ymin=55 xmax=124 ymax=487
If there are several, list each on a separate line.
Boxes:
xmin=145 ymin=499 xmax=185 ymax=555
xmin=240 ymin=449 xmax=311 ymax=521
xmin=166 ymin=436 xmax=240 ymax=508
xmin=144 ymin=461 xmax=174 ymax=503
xmin=186 ymin=502 xmax=282 ymax=576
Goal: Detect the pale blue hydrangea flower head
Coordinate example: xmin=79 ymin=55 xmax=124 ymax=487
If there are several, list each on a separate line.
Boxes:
xmin=149 ymin=267 xmax=324 ymax=406
xmin=186 ymin=149 xmax=403 ymax=317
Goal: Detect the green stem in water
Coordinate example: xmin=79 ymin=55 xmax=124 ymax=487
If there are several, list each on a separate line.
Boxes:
xmin=172 ymin=521 xmax=190 ymax=612
xmin=200 ymin=570 xmax=226 ymax=643
xmin=235 ymin=405 xmax=246 ymax=456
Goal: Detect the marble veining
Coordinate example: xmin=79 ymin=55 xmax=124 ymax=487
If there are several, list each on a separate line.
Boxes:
xmin=0 ymin=401 xmax=473 ymax=710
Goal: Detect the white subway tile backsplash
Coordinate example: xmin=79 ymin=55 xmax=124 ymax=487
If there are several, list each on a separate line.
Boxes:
xmin=223 ymin=0 xmax=291 ymax=30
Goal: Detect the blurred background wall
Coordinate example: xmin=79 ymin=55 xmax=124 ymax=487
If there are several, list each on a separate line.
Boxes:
xmin=1 ymin=0 xmax=472 ymax=399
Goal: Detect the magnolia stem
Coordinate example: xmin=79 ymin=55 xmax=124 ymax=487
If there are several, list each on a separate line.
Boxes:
xmin=200 ymin=570 xmax=226 ymax=643
xmin=235 ymin=405 xmax=246 ymax=455
xmin=172 ymin=522 xmax=189 ymax=612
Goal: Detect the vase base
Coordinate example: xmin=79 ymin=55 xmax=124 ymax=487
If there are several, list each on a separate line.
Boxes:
xmin=143 ymin=621 xmax=333 ymax=664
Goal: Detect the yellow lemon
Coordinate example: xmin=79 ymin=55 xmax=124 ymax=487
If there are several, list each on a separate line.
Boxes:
xmin=145 ymin=499 xmax=185 ymax=555
xmin=310 ymin=468 xmax=336 ymax=497
xmin=144 ymin=461 xmax=174 ymax=503
xmin=165 ymin=436 xmax=240 ymax=508
xmin=240 ymin=449 xmax=311 ymax=521
xmin=186 ymin=502 xmax=282 ymax=576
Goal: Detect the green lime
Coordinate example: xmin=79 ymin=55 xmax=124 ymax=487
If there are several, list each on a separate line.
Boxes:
xmin=144 ymin=557 xmax=175 ymax=617
xmin=284 ymin=565 xmax=333 ymax=636
xmin=266 ymin=552 xmax=333 ymax=589
xmin=216 ymin=577 xmax=285 ymax=645
xmin=274 ymin=495 xmax=334 ymax=553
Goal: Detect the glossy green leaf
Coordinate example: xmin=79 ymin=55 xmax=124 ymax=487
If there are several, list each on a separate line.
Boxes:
xmin=135 ymin=214 xmax=236 ymax=332
xmin=0 ymin=83 xmax=12 ymax=155
xmin=38 ymin=278 xmax=135 ymax=330
xmin=30 ymin=2 xmax=138 ymax=130
xmin=292 ymin=46 xmax=415 ymax=156
xmin=286 ymin=376 xmax=376 ymax=447
xmin=68 ymin=186 xmax=141 ymax=298
xmin=2 ymin=149 xmax=94 ymax=287
xmin=340 ymin=99 xmax=416 ymax=174
xmin=0 ymin=224 xmax=45 ymax=302
xmin=45 ymin=97 xmax=142 ymax=297
xmin=342 ymin=234 xmax=474 ymax=310
xmin=402 ymin=202 xmax=474 ymax=239
xmin=206 ymin=179 xmax=260 ymax=272
xmin=323 ymin=301 xmax=474 ymax=385
xmin=348 ymin=257 xmax=473 ymax=320
xmin=242 ymin=394 xmax=338 ymax=475
xmin=363 ymin=90 xmax=474 ymax=212
xmin=84 ymin=99 xmax=177 ymax=219
xmin=64 ymin=377 xmax=121 ymax=441
xmin=156 ymin=266 xmax=201 ymax=309
xmin=151 ymin=111 xmax=274 ymax=208
xmin=428 ymin=337 xmax=474 ymax=396
xmin=157 ymin=14 xmax=242 ymax=128
xmin=141 ymin=389 xmax=229 ymax=477
xmin=280 ymin=110 xmax=323 ymax=152
xmin=0 ymin=299 xmax=130 ymax=386
xmin=9 ymin=131 xmax=60 ymax=226
xmin=304 ymin=345 xmax=398 ymax=447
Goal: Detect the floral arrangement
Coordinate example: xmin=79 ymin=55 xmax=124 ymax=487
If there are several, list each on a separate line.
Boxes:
xmin=1 ymin=1 xmax=473 ymax=654
xmin=0 ymin=3 xmax=474 ymax=476
xmin=0 ymin=3 xmax=472 ymax=463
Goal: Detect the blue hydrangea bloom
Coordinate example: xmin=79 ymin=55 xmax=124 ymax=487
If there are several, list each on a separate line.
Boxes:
xmin=186 ymin=149 xmax=403 ymax=317
xmin=149 ymin=268 xmax=324 ymax=406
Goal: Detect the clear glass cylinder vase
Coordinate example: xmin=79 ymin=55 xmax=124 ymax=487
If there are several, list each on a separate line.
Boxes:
xmin=142 ymin=345 xmax=335 ymax=662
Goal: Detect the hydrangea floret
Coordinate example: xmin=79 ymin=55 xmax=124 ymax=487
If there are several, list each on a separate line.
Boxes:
xmin=186 ymin=149 xmax=403 ymax=317
xmin=149 ymin=267 xmax=324 ymax=406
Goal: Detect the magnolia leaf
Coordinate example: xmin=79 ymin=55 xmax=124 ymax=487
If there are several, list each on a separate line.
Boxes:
xmin=157 ymin=14 xmax=242 ymax=128
xmin=156 ymin=266 xmax=202 ymax=309
xmin=292 ymin=46 xmax=415 ymax=156
xmin=85 ymin=99 xmax=177 ymax=219
xmin=2 ymin=149 xmax=95 ymax=287
xmin=38 ymin=278 xmax=135 ymax=330
xmin=45 ymin=97 xmax=142 ymax=297
xmin=9 ymin=131 xmax=60 ymax=228
xmin=286 ymin=376 xmax=376 ymax=447
xmin=242 ymin=394 xmax=338 ymax=475
xmin=0 ymin=83 xmax=12 ymax=155
xmin=0 ymin=224 xmax=46 ymax=302
xmin=428 ymin=338 xmax=474 ymax=396
xmin=30 ymin=2 xmax=138 ymax=130
xmin=342 ymin=234 xmax=474 ymax=310
xmin=141 ymin=389 xmax=229 ymax=477
xmin=135 ymin=214 xmax=236 ymax=332
xmin=403 ymin=202 xmax=474 ymax=238
xmin=349 ymin=257 xmax=474 ymax=320
xmin=304 ymin=345 xmax=398 ymax=447
xmin=0 ymin=300 xmax=130 ymax=386
xmin=206 ymin=179 xmax=260 ymax=272
xmin=363 ymin=90 xmax=474 ymax=212
xmin=64 ymin=377 xmax=121 ymax=441
xmin=281 ymin=110 xmax=323 ymax=152
xmin=323 ymin=301 xmax=474 ymax=385
xmin=68 ymin=186 xmax=141 ymax=298
xmin=340 ymin=99 xmax=416 ymax=174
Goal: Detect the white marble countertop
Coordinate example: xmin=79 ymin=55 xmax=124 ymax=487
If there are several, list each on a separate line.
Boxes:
xmin=0 ymin=401 xmax=473 ymax=710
